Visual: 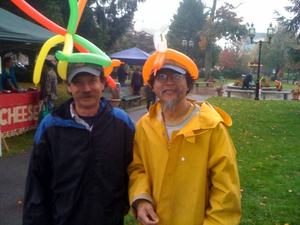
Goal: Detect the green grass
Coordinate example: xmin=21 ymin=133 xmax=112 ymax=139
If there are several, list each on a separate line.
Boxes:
xmin=208 ymin=97 xmax=300 ymax=225
xmin=3 ymin=83 xmax=300 ymax=224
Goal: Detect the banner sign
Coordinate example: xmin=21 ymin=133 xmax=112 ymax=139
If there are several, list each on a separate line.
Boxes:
xmin=0 ymin=126 xmax=2 ymax=157
xmin=0 ymin=91 xmax=40 ymax=138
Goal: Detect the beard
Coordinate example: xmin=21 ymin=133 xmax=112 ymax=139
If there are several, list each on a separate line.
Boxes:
xmin=160 ymin=89 xmax=179 ymax=112
xmin=162 ymin=99 xmax=178 ymax=111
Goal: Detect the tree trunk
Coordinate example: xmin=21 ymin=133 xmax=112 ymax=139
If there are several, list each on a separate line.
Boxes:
xmin=204 ymin=0 xmax=217 ymax=81
xmin=204 ymin=40 xmax=212 ymax=81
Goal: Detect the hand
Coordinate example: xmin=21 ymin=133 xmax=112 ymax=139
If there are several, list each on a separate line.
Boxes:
xmin=136 ymin=200 xmax=159 ymax=225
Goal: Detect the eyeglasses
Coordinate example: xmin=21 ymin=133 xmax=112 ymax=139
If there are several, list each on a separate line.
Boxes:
xmin=154 ymin=73 xmax=185 ymax=83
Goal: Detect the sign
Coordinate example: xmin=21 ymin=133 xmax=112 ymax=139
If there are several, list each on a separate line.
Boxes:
xmin=0 ymin=91 xmax=40 ymax=138
xmin=0 ymin=126 xmax=2 ymax=157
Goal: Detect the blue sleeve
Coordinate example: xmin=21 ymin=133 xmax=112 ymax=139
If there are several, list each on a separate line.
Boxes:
xmin=10 ymin=68 xmax=19 ymax=89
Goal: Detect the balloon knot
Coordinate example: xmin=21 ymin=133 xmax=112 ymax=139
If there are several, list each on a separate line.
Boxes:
xmin=55 ymin=51 xmax=67 ymax=61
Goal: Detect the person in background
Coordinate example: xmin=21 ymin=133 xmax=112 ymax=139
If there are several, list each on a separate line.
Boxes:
xmin=128 ymin=56 xmax=241 ymax=225
xmin=39 ymin=60 xmax=58 ymax=111
xmin=131 ymin=66 xmax=143 ymax=95
xmin=242 ymin=71 xmax=253 ymax=90
xmin=23 ymin=63 xmax=135 ymax=225
xmin=117 ymin=63 xmax=128 ymax=87
xmin=0 ymin=56 xmax=20 ymax=91
xmin=145 ymin=85 xmax=156 ymax=111
xmin=275 ymin=80 xmax=283 ymax=91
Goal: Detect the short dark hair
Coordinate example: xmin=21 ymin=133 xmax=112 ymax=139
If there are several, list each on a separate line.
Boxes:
xmin=3 ymin=57 xmax=12 ymax=64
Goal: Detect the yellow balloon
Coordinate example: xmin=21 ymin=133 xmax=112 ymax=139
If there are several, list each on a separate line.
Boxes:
xmin=57 ymin=60 xmax=68 ymax=81
xmin=33 ymin=35 xmax=64 ymax=85
xmin=62 ymin=33 xmax=74 ymax=55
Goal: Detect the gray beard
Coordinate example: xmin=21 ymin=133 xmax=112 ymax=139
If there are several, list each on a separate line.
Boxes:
xmin=161 ymin=89 xmax=179 ymax=112
xmin=162 ymin=99 xmax=178 ymax=112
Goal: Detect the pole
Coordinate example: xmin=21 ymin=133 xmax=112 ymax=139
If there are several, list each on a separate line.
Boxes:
xmin=255 ymin=40 xmax=262 ymax=100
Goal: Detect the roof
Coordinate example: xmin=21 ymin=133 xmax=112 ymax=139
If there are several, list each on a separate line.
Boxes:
xmin=0 ymin=8 xmax=56 ymax=52
xmin=109 ymin=47 xmax=150 ymax=65
xmin=0 ymin=8 xmax=56 ymax=43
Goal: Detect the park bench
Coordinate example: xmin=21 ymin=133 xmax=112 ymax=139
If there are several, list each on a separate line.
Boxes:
xmin=227 ymin=84 xmax=277 ymax=91
xmin=219 ymin=76 xmax=226 ymax=82
xmin=225 ymin=89 xmax=255 ymax=98
xmin=194 ymin=82 xmax=211 ymax=87
xmin=261 ymin=91 xmax=290 ymax=100
xmin=119 ymin=86 xmax=142 ymax=110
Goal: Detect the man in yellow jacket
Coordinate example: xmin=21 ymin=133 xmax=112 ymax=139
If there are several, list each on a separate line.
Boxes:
xmin=128 ymin=50 xmax=241 ymax=225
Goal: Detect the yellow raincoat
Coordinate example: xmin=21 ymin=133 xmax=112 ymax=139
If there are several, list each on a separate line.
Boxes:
xmin=128 ymin=100 xmax=241 ymax=225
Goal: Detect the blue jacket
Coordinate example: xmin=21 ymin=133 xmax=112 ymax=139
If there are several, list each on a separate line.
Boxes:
xmin=23 ymin=98 xmax=135 ymax=225
xmin=0 ymin=66 xmax=19 ymax=90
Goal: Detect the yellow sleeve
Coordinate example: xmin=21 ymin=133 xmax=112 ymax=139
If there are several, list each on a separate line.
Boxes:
xmin=127 ymin=122 xmax=155 ymax=217
xmin=203 ymin=123 xmax=242 ymax=225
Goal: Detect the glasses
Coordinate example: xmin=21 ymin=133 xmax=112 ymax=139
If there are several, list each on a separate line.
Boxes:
xmin=154 ymin=73 xmax=185 ymax=83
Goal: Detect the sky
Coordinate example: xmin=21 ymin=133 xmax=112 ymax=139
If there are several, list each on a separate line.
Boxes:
xmin=134 ymin=0 xmax=293 ymax=33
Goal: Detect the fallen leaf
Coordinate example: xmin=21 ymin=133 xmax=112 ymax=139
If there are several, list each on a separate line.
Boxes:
xmin=288 ymin=190 xmax=293 ymax=193
xmin=278 ymin=199 xmax=282 ymax=201
xmin=259 ymin=202 xmax=265 ymax=206
xmin=263 ymin=196 xmax=267 ymax=199
xmin=252 ymin=168 xmax=256 ymax=172
xmin=240 ymin=189 xmax=244 ymax=193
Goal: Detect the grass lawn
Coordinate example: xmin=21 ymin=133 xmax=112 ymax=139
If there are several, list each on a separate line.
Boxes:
xmin=2 ymin=82 xmax=300 ymax=224
xmin=209 ymin=97 xmax=300 ymax=225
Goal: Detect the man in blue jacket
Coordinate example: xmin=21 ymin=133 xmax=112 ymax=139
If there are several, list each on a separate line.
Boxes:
xmin=23 ymin=63 xmax=135 ymax=225
xmin=242 ymin=72 xmax=253 ymax=90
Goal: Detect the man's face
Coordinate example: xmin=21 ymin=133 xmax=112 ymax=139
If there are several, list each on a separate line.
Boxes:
xmin=152 ymin=69 xmax=188 ymax=110
xmin=6 ymin=59 xmax=13 ymax=68
xmin=66 ymin=73 xmax=105 ymax=112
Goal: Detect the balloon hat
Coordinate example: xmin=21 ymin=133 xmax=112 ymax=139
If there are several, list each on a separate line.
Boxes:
xmin=104 ymin=59 xmax=124 ymax=89
xmin=11 ymin=0 xmax=112 ymax=86
xmin=142 ymin=48 xmax=198 ymax=86
xmin=135 ymin=14 xmax=198 ymax=86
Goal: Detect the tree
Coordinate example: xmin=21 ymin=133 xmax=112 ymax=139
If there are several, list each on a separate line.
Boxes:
xmin=197 ymin=1 xmax=247 ymax=80
xmin=111 ymin=27 xmax=154 ymax=54
xmin=90 ymin=0 xmax=146 ymax=51
xmin=258 ymin=25 xmax=298 ymax=80
xmin=167 ymin=0 xmax=208 ymax=67
xmin=0 ymin=0 xmax=145 ymax=53
xmin=216 ymin=43 xmax=250 ymax=79
xmin=276 ymin=0 xmax=300 ymax=67
xmin=217 ymin=48 xmax=236 ymax=71
xmin=276 ymin=0 xmax=300 ymax=40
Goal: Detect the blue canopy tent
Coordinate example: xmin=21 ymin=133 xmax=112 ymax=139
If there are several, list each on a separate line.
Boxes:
xmin=109 ymin=47 xmax=150 ymax=65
